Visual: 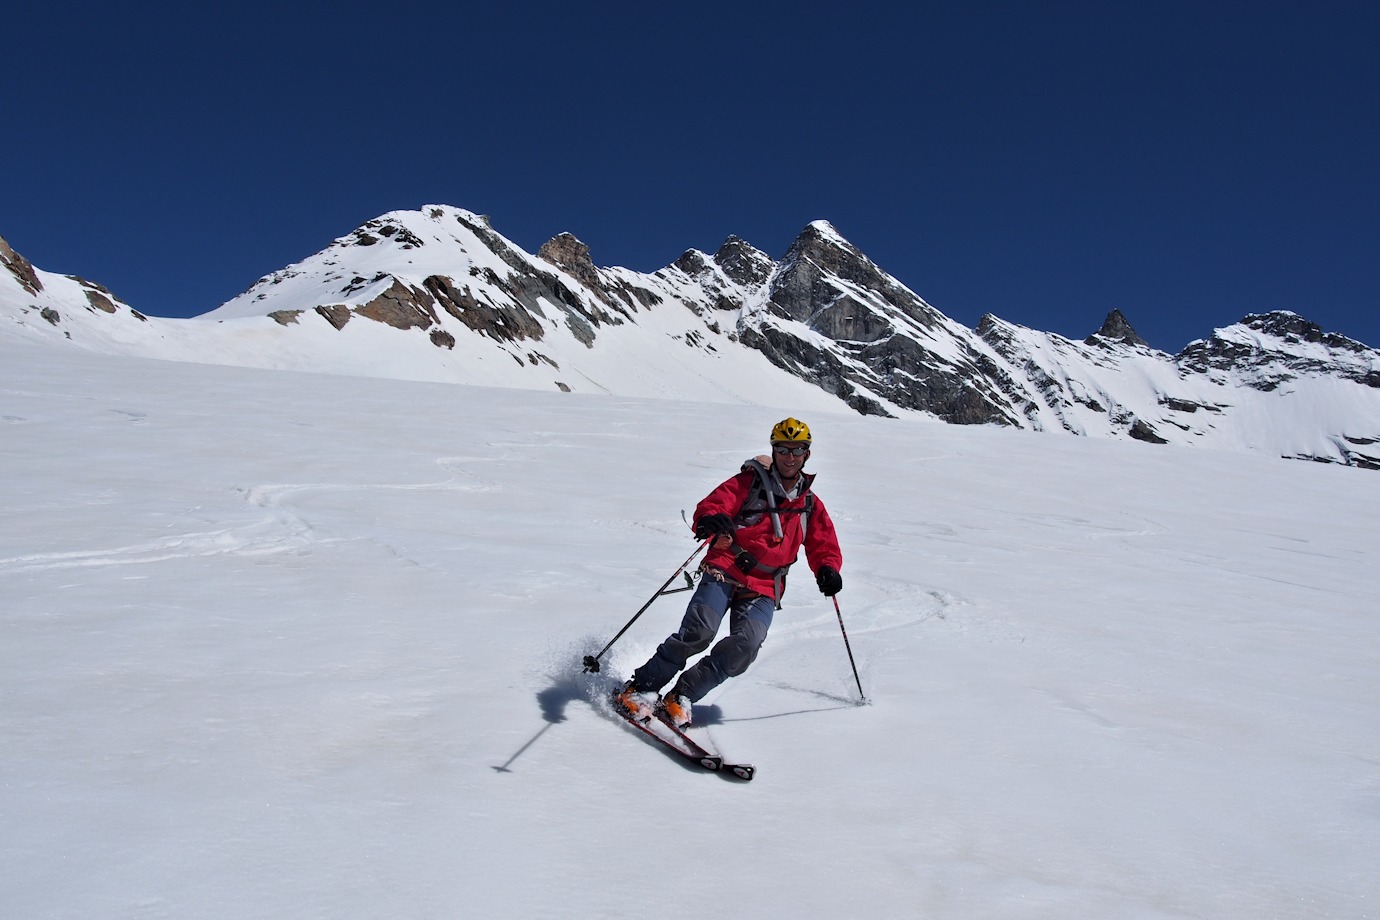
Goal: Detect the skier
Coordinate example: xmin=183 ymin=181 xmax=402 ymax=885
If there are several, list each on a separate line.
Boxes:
xmin=615 ymin=417 xmax=843 ymax=727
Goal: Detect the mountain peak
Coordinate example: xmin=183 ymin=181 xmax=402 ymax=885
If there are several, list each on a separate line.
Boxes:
xmin=1086 ymin=309 xmax=1149 ymax=348
xmin=537 ymin=232 xmax=593 ymax=271
xmin=788 ymin=219 xmax=855 ymax=256
xmin=1237 ymin=310 xmax=1371 ymax=352
xmin=804 ymin=219 xmax=847 ymax=241
xmin=712 ymin=235 xmax=773 ymax=287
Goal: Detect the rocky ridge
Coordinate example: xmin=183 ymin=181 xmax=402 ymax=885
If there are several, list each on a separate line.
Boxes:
xmin=3 ymin=208 xmax=1377 ymax=470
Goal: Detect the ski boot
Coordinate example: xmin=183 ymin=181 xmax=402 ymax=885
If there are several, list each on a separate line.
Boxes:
xmin=613 ymin=680 xmax=655 ymax=724
xmin=661 ymin=692 xmax=693 ymax=729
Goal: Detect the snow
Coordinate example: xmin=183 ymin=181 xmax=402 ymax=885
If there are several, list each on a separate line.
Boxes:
xmin=2 ymin=333 xmax=1377 ymax=919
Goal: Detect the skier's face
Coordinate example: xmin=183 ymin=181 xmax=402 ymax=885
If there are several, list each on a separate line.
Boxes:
xmin=772 ymin=442 xmax=809 ymax=480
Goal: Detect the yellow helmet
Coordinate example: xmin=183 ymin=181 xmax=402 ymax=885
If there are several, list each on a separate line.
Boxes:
xmin=770 ymin=417 xmax=812 ymax=444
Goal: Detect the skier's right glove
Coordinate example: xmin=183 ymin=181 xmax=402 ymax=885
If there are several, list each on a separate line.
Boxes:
xmin=694 ymin=513 xmax=735 ymax=541
xmin=816 ymin=566 xmax=843 ymax=597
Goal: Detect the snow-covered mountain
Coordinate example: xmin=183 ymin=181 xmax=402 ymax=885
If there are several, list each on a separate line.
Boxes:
xmin=4 ymin=206 xmax=1378 ymax=468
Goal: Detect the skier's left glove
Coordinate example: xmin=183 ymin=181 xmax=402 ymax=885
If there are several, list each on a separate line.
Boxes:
xmin=816 ymin=566 xmax=842 ymax=597
xmin=694 ymin=513 xmax=735 ymax=540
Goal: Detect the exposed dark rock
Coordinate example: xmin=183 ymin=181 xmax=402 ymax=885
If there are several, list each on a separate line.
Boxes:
xmin=1086 ymin=309 xmax=1149 ymax=348
xmin=672 ymin=248 xmax=750 ymax=312
xmin=430 ymin=329 xmax=456 ymax=349
xmin=1242 ymin=311 xmax=1366 ymax=352
xmin=269 ymin=310 xmax=303 ymax=326
xmin=424 ymin=274 xmax=545 ymax=343
xmin=315 ymin=304 xmax=351 ymax=329
xmin=713 ymin=236 xmax=774 ymax=287
xmin=41 ymin=307 xmax=60 ymax=325
xmin=673 ymin=249 xmax=710 ymax=277
xmin=736 ymin=324 xmax=894 ymax=418
xmin=373 ymin=222 xmax=424 ymax=248
xmin=527 ymin=351 xmax=559 ymax=369
xmin=1128 ymin=418 xmax=1168 ymax=444
xmin=538 ymin=232 xmax=647 ymax=314
xmin=353 ymin=278 xmax=438 ymax=330
xmin=1162 ymin=397 xmax=1201 ymax=412
xmin=1 ymin=236 xmax=43 ymax=295
xmin=772 ymin=222 xmax=938 ymax=331
xmin=84 ymin=288 xmax=117 ymax=313
xmin=539 ymin=233 xmax=601 ymax=290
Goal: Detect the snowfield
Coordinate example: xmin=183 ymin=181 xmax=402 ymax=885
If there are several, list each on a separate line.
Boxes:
xmin=2 ymin=335 xmax=1377 ymax=919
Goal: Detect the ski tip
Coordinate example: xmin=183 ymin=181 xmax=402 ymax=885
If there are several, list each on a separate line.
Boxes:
xmin=729 ymin=764 xmax=756 ymax=781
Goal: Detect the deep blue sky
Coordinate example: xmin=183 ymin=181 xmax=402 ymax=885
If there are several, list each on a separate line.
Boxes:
xmin=4 ymin=1 xmax=1377 ymax=351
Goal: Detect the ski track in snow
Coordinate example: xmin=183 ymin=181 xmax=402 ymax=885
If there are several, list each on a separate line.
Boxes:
xmin=0 ymin=453 xmax=505 ymax=575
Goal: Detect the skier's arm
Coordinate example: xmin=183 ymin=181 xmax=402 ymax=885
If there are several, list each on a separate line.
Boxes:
xmin=692 ymin=473 xmax=752 ymax=544
xmin=693 ymin=473 xmax=752 ymax=525
xmin=804 ymin=497 xmax=843 ymax=576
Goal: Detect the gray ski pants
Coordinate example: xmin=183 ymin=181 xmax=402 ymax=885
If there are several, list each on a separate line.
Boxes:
xmin=632 ymin=572 xmax=775 ymax=702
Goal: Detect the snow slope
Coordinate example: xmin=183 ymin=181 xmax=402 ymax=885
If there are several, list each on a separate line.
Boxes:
xmin=2 ymin=330 xmax=1378 ymax=919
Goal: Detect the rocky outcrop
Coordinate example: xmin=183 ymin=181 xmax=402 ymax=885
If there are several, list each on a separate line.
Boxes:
xmin=1086 ymin=309 xmax=1149 ymax=348
xmin=713 ymin=236 xmax=775 ymax=288
xmin=538 ymin=234 xmax=607 ymax=302
xmin=423 ymin=274 xmax=544 ymax=343
xmin=353 ymin=278 xmax=438 ymax=330
xmin=1 ymin=236 xmax=43 ymax=296
xmin=82 ymin=284 xmax=117 ymax=313
xmin=315 ymin=304 xmax=351 ymax=330
xmin=539 ymin=232 xmax=660 ymax=315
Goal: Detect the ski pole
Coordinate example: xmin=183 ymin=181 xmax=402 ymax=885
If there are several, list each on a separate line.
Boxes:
xmin=833 ymin=595 xmax=868 ymax=704
xmin=582 ymin=539 xmax=710 ymax=673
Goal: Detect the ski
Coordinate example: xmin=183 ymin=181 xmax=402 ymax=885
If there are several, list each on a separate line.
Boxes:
xmin=654 ymin=710 xmax=756 ymax=781
xmin=614 ymin=707 xmax=724 ymax=772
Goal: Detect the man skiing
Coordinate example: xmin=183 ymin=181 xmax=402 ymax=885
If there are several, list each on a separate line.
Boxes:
xmin=615 ymin=417 xmax=843 ymax=728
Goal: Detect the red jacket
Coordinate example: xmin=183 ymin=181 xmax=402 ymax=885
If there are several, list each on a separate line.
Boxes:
xmin=694 ymin=458 xmax=842 ymax=600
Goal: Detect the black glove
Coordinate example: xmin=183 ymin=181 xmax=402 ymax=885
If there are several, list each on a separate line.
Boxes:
xmin=816 ymin=566 xmax=842 ymax=597
xmin=694 ymin=513 xmax=735 ymax=540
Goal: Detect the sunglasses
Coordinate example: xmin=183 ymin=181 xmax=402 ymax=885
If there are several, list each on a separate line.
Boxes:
xmin=773 ymin=444 xmax=809 ymax=457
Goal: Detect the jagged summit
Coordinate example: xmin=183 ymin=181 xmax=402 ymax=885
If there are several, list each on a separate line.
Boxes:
xmin=1086 ymin=309 xmax=1150 ymax=349
xmin=711 ymin=235 xmax=774 ymax=287
xmin=3 ymin=206 xmax=1377 ymax=470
